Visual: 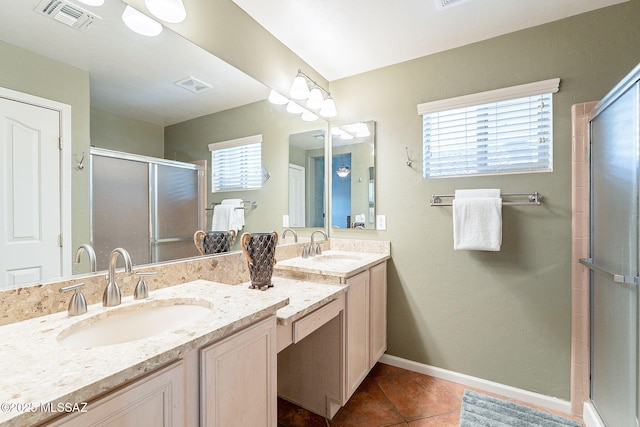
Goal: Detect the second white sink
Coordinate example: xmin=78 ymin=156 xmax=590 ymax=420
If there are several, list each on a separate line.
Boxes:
xmin=58 ymin=300 xmax=212 ymax=348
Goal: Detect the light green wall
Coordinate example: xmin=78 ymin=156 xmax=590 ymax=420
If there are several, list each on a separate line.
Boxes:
xmin=0 ymin=40 xmax=91 ymax=268
xmin=164 ymin=100 xmax=328 ymax=248
xmin=90 ymin=108 xmax=164 ymax=158
xmin=328 ymin=2 xmax=640 ymax=399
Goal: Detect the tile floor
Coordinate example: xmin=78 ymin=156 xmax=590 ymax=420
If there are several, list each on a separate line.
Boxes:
xmin=277 ymin=363 xmax=585 ymax=427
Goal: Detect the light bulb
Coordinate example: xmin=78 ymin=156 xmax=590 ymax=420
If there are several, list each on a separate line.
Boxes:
xmin=320 ymin=96 xmax=337 ymax=118
xmin=268 ymin=90 xmax=289 ymax=105
xmin=306 ymin=87 xmax=324 ymax=109
xmin=122 ymin=6 xmax=163 ymax=37
xmin=145 ymin=0 xmax=186 ymax=23
xmin=286 ymin=101 xmax=304 ymax=114
xmin=289 ymin=75 xmax=310 ymax=100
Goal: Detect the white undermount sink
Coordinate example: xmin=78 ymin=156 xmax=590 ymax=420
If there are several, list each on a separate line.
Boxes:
xmin=57 ymin=300 xmax=212 ymax=348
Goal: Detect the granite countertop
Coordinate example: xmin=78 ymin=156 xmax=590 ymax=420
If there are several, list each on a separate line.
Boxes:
xmin=274 ymin=250 xmax=390 ymax=279
xmin=0 ymin=280 xmax=289 ymax=427
xmin=251 ymin=277 xmax=348 ymax=325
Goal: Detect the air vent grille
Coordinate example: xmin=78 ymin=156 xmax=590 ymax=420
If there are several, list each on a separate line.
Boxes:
xmin=436 ymin=0 xmax=471 ymax=10
xmin=35 ymin=0 xmax=101 ymax=31
xmin=176 ymin=77 xmax=213 ymax=94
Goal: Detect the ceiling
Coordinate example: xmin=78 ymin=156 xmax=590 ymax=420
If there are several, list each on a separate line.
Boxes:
xmin=0 ymin=0 xmax=629 ymax=126
xmin=232 ymin=0 xmax=629 ymax=81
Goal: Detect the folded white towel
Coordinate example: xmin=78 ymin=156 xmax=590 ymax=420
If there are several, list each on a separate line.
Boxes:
xmin=453 ymin=189 xmax=502 ymax=251
xmin=211 ymin=205 xmax=235 ymax=231
xmin=222 ymin=199 xmax=245 ymax=231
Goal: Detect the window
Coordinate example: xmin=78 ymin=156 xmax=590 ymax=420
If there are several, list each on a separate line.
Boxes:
xmin=209 ymin=134 xmax=262 ymax=192
xmin=418 ymin=78 xmax=559 ymax=178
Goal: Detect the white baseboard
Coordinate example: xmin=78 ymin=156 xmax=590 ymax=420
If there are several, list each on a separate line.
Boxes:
xmin=379 ymin=354 xmax=572 ymax=415
xmin=582 ymin=401 xmax=605 ymax=427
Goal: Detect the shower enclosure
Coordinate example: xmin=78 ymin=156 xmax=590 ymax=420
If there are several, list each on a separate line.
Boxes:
xmin=582 ymin=64 xmax=640 ymax=427
xmin=91 ymin=148 xmax=204 ymax=271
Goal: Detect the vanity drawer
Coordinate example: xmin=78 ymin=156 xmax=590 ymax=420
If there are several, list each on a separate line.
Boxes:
xmin=293 ymin=295 xmax=345 ymax=343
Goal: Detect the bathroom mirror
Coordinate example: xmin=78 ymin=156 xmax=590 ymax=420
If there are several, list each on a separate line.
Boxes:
xmin=0 ymin=0 xmax=319 ymax=289
xmin=330 ymin=121 xmax=376 ymax=230
xmin=288 ymin=129 xmax=327 ymax=228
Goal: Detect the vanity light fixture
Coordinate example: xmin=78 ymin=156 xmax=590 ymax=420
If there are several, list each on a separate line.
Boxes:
xmin=289 ymin=69 xmax=338 ymax=118
xmin=319 ymin=96 xmax=337 ymax=118
xmin=122 ymin=5 xmax=162 ymax=36
xmin=306 ymin=86 xmax=324 ymax=109
xmin=145 ymin=0 xmax=186 ymax=23
xmin=290 ymin=72 xmax=311 ymax=99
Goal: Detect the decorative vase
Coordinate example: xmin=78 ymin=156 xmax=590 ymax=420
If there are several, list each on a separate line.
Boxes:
xmin=193 ymin=230 xmax=237 ymax=255
xmin=240 ymin=231 xmax=278 ymax=290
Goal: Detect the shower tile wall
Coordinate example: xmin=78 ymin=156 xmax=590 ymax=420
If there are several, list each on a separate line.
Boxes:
xmin=570 ymin=101 xmax=597 ymax=416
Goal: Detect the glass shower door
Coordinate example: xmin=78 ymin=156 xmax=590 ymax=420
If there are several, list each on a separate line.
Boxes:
xmin=588 ymin=79 xmax=639 ymax=427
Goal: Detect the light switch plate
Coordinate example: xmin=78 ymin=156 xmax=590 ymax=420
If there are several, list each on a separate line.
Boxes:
xmin=376 ymin=215 xmax=386 ymax=230
xmin=282 ymin=215 xmax=290 ymax=227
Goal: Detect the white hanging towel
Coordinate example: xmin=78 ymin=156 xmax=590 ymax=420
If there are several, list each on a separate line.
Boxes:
xmin=211 ymin=205 xmax=235 ymax=231
xmin=453 ymin=189 xmax=502 ymax=251
xmin=222 ymin=199 xmax=245 ymax=231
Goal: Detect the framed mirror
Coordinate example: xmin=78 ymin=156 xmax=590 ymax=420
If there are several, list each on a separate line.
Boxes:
xmin=330 ymin=121 xmax=375 ymax=230
xmin=288 ymin=128 xmax=327 ymax=228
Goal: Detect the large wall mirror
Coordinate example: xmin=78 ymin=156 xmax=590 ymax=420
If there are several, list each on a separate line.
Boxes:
xmin=0 ymin=0 xmax=328 ymax=289
xmin=331 ymin=121 xmax=376 ymax=230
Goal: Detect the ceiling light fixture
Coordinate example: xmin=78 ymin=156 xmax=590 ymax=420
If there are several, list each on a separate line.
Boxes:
xmin=289 ymin=69 xmax=337 ymax=118
xmin=122 ymin=5 xmax=162 ymax=37
xmin=336 ymin=166 xmax=351 ymax=178
xmin=145 ymin=0 xmax=186 ymax=23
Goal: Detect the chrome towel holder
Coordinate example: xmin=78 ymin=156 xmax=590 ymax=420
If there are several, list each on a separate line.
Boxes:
xmin=430 ymin=192 xmax=543 ymax=207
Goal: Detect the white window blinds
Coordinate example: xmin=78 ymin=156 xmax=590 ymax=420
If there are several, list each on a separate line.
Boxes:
xmin=418 ymin=78 xmax=559 ymax=178
xmin=208 ymin=135 xmax=262 ymax=192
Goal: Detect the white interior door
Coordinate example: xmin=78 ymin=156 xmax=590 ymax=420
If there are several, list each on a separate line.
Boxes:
xmin=288 ymin=164 xmax=305 ymax=227
xmin=0 ymin=97 xmax=61 ymax=288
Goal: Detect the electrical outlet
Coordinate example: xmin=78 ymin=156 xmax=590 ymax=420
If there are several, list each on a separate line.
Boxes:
xmin=376 ymin=215 xmax=386 ymax=230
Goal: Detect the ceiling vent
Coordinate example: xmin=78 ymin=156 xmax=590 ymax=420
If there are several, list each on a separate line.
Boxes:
xmin=35 ymin=0 xmax=101 ymax=31
xmin=436 ymin=0 xmax=471 ymax=10
xmin=176 ymin=77 xmax=213 ymax=94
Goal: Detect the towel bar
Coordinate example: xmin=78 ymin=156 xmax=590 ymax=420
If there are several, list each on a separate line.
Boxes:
xmin=430 ymin=192 xmax=542 ymax=207
xmin=205 ymin=201 xmax=258 ymax=211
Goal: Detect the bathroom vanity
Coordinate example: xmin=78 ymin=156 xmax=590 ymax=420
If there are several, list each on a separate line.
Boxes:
xmin=274 ymin=250 xmax=389 ymax=418
xmin=0 ymin=241 xmax=389 ymax=426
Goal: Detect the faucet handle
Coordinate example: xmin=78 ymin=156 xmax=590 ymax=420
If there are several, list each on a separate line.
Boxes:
xmin=302 ymin=244 xmax=309 ymax=259
xmin=315 ymin=243 xmax=322 ymax=256
xmin=134 ymin=272 xmax=157 ymax=300
xmin=60 ymin=283 xmax=87 ymax=316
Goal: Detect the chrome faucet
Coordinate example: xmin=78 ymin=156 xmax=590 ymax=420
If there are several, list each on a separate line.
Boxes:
xmin=309 ymin=230 xmax=328 ymax=256
xmin=75 ymin=244 xmax=97 ymax=272
xmin=103 ymin=248 xmax=133 ymax=307
xmin=282 ymin=228 xmax=298 ymax=242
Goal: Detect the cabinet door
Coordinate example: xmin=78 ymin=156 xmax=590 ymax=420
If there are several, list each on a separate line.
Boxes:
xmin=345 ymin=270 xmax=370 ymax=400
xmin=200 ymin=316 xmax=277 ymax=427
xmin=47 ymin=360 xmax=186 ymax=427
xmin=369 ymin=262 xmax=387 ymax=368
